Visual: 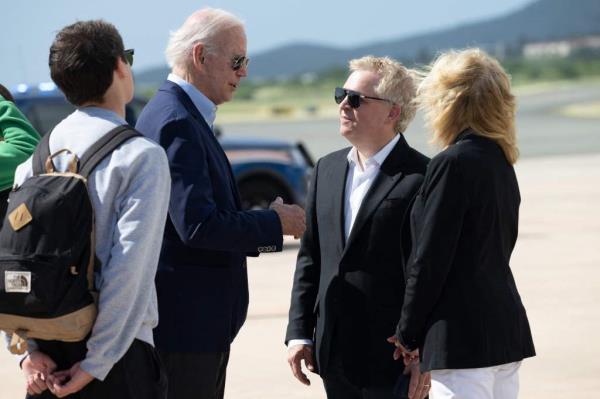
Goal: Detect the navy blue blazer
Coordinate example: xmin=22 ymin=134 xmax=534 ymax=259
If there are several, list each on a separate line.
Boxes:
xmin=136 ymin=81 xmax=283 ymax=352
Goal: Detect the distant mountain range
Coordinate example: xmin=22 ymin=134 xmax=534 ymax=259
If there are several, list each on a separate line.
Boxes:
xmin=136 ymin=0 xmax=600 ymax=84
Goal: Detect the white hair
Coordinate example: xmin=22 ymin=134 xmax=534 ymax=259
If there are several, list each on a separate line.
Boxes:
xmin=165 ymin=8 xmax=244 ymax=71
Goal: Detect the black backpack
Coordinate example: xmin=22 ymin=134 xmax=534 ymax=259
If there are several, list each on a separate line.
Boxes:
xmin=0 ymin=125 xmax=140 ymax=354
xmin=0 ymin=189 xmax=9 ymax=221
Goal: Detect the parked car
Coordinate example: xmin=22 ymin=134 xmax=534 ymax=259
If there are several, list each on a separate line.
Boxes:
xmin=11 ymin=83 xmax=313 ymax=209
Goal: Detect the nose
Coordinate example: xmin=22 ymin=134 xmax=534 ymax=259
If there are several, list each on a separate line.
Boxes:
xmin=236 ymin=64 xmax=248 ymax=78
xmin=339 ymin=95 xmax=351 ymax=110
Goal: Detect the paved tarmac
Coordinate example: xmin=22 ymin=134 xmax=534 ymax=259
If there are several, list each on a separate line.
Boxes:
xmin=224 ymin=153 xmax=600 ymax=399
xmin=2 ymin=152 xmax=599 ymax=398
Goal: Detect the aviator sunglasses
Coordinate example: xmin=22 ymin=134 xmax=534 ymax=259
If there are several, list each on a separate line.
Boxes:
xmin=231 ymin=55 xmax=250 ymax=71
xmin=334 ymin=87 xmax=393 ymax=108
xmin=123 ymin=49 xmax=134 ymax=66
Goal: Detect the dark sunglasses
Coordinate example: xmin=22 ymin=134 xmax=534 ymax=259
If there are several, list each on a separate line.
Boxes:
xmin=231 ymin=55 xmax=249 ymax=71
xmin=334 ymin=87 xmax=392 ymax=108
xmin=123 ymin=49 xmax=134 ymax=66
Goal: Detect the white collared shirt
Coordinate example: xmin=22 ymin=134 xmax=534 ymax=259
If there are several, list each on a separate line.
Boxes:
xmin=288 ymin=133 xmax=400 ymax=349
xmin=167 ymin=73 xmax=217 ymax=130
xmin=344 ymin=133 xmax=400 ymax=240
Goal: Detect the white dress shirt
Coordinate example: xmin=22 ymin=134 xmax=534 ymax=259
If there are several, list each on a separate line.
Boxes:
xmin=343 ymin=133 xmax=400 ymax=241
xmin=288 ymin=133 xmax=401 ymax=348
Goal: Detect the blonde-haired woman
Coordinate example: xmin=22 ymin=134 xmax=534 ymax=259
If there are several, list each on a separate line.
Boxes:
xmin=393 ymin=49 xmax=535 ymax=398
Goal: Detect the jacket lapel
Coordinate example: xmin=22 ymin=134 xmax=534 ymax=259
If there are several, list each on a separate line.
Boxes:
xmin=342 ymin=135 xmax=409 ymax=253
xmin=322 ymin=151 xmax=350 ymax=252
xmin=164 ymin=81 xmax=243 ymax=209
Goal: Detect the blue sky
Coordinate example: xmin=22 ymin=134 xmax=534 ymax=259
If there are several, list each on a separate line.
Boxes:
xmin=2 ymin=0 xmax=532 ymax=88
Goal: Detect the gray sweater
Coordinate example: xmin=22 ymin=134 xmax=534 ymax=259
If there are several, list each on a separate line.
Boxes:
xmin=13 ymin=107 xmax=171 ymax=380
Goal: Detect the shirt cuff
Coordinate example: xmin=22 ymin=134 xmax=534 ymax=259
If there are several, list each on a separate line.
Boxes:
xmin=287 ymin=339 xmax=313 ymax=348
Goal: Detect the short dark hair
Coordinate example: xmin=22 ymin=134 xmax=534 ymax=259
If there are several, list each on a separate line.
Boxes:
xmin=49 ymin=20 xmax=126 ymax=106
xmin=0 ymin=83 xmax=14 ymax=102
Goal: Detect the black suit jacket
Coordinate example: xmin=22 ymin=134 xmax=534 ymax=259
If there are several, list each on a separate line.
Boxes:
xmin=136 ymin=81 xmax=283 ymax=353
xmin=286 ymin=135 xmax=429 ymax=387
xmin=397 ymin=130 xmax=535 ymax=371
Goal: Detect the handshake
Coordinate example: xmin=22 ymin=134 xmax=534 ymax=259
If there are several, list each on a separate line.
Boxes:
xmin=269 ymin=196 xmax=306 ymax=239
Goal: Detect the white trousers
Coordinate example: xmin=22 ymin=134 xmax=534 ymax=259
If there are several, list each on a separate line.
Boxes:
xmin=430 ymin=362 xmax=521 ymax=399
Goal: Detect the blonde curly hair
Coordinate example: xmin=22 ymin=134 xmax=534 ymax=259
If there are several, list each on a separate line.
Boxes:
xmin=349 ymin=56 xmax=418 ymax=133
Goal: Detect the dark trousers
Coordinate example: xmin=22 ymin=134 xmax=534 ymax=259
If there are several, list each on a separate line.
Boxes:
xmin=322 ymin=331 xmax=409 ymax=399
xmin=323 ymin=359 xmax=427 ymax=399
xmin=158 ymin=350 xmax=230 ymax=399
xmin=323 ymin=358 xmax=399 ymax=399
xmin=26 ymin=339 xmax=167 ymax=399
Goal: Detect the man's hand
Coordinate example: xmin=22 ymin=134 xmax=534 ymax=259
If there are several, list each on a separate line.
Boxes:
xmin=404 ymin=360 xmax=431 ymax=399
xmin=270 ymin=197 xmax=306 ymax=238
xmin=22 ymin=351 xmax=57 ymax=396
xmin=47 ymin=362 xmax=94 ymax=398
xmin=287 ymin=344 xmax=315 ymax=386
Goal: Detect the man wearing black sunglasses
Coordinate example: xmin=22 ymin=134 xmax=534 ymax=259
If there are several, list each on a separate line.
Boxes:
xmin=286 ymin=56 xmax=431 ymax=399
xmin=136 ymin=7 xmax=305 ymax=399
xmin=14 ymin=20 xmax=170 ymax=399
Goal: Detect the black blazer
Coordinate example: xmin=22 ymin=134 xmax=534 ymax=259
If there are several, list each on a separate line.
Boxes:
xmin=286 ymin=135 xmax=429 ymax=387
xmin=136 ymin=81 xmax=283 ymax=353
xmin=397 ymin=130 xmax=535 ymax=371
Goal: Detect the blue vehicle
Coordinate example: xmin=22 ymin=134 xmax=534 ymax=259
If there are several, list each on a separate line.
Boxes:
xmin=11 ymin=83 xmax=313 ymax=210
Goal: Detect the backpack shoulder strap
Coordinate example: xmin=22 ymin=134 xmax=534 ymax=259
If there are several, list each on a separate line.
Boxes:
xmin=31 ymin=132 xmax=52 ymax=176
xmin=79 ymin=125 xmax=142 ymax=178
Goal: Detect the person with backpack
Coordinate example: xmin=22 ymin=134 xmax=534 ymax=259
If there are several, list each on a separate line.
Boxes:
xmin=0 ymin=84 xmax=40 ymax=219
xmin=6 ymin=20 xmax=170 ymax=398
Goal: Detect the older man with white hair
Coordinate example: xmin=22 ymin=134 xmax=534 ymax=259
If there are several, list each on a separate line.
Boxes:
xmin=136 ymin=8 xmax=305 ymax=399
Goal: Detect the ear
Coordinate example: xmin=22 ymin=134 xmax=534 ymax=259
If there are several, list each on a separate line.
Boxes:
xmin=192 ymin=43 xmax=205 ymax=69
xmin=388 ymin=104 xmax=401 ymax=123
xmin=114 ymin=57 xmax=128 ymax=79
